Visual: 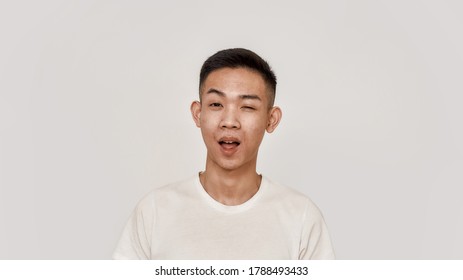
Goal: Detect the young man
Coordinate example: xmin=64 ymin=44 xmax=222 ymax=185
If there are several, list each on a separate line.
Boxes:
xmin=113 ymin=48 xmax=335 ymax=259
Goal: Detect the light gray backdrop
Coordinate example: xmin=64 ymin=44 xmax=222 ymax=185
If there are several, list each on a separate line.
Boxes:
xmin=1 ymin=0 xmax=462 ymax=259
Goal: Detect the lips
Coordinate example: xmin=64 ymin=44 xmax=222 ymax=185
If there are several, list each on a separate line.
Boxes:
xmin=218 ymin=137 xmax=240 ymax=153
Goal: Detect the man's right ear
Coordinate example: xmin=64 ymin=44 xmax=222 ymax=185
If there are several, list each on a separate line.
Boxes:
xmin=190 ymin=101 xmax=202 ymax=128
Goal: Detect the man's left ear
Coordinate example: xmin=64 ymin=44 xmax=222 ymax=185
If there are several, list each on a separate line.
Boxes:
xmin=266 ymin=106 xmax=282 ymax=133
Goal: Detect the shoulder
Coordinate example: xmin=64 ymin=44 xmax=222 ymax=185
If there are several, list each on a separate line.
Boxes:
xmin=134 ymin=175 xmax=197 ymax=212
xmin=262 ymin=176 xmax=325 ymax=219
xmin=263 ymin=176 xmax=314 ymax=206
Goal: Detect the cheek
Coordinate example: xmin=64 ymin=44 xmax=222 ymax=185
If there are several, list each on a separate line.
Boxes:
xmin=199 ymin=115 xmax=218 ymax=140
xmin=199 ymin=111 xmax=215 ymax=128
xmin=244 ymin=120 xmax=267 ymax=140
xmin=247 ymin=113 xmax=269 ymax=130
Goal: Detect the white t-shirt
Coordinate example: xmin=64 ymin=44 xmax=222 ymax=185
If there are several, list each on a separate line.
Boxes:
xmin=113 ymin=175 xmax=335 ymax=260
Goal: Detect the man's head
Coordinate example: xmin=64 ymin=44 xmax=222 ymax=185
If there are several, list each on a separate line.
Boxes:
xmin=191 ymin=48 xmax=282 ymax=173
xmin=199 ymin=48 xmax=277 ymax=108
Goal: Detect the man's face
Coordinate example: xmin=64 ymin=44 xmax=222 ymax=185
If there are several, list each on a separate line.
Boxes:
xmin=191 ymin=67 xmax=281 ymax=172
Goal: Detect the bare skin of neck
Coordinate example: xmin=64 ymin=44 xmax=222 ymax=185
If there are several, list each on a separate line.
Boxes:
xmin=199 ymin=157 xmax=262 ymax=206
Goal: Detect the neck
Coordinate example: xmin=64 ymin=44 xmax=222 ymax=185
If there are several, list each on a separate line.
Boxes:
xmin=199 ymin=162 xmax=261 ymax=206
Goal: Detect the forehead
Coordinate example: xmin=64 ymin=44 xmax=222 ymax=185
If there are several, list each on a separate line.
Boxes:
xmin=201 ymin=67 xmax=268 ymax=99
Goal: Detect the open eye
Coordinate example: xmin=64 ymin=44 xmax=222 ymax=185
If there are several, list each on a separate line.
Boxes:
xmin=209 ymin=103 xmax=222 ymax=108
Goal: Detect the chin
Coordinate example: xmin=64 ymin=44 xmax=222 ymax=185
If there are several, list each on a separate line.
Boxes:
xmin=207 ymin=156 xmax=240 ymax=171
xmin=207 ymin=150 xmax=255 ymax=172
xmin=217 ymin=161 xmax=241 ymax=171
xmin=216 ymin=157 xmax=256 ymax=172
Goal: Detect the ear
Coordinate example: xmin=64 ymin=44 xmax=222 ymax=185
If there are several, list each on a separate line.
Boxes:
xmin=190 ymin=101 xmax=202 ymax=128
xmin=266 ymin=106 xmax=282 ymax=133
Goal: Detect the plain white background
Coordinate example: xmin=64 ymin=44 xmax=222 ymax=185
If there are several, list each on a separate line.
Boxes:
xmin=1 ymin=0 xmax=462 ymax=259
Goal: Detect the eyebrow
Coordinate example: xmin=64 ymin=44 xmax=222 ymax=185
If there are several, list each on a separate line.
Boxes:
xmin=206 ymin=88 xmax=226 ymax=97
xmin=206 ymin=88 xmax=262 ymax=102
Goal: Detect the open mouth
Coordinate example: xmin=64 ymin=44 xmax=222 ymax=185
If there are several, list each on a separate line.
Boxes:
xmin=218 ymin=139 xmax=241 ymax=150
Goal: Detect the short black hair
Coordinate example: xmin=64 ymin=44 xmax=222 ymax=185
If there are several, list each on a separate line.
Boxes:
xmin=199 ymin=48 xmax=277 ymax=107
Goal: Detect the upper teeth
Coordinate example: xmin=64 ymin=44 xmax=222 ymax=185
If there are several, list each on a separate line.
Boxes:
xmin=224 ymin=141 xmax=234 ymax=144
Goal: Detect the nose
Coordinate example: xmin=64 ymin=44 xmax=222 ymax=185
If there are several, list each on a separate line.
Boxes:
xmin=220 ymin=107 xmax=240 ymax=129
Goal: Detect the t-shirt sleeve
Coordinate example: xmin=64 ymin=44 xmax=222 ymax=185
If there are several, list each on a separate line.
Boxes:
xmin=112 ymin=194 xmax=156 ymax=260
xmin=299 ymin=200 xmax=335 ymax=260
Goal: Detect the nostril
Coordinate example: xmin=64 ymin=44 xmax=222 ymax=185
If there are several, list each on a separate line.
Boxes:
xmin=220 ymin=121 xmax=240 ymax=129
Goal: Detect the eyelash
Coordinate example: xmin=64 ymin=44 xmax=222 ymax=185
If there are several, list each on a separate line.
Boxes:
xmin=208 ymin=103 xmax=255 ymax=110
xmin=242 ymin=106 xmax=255 ymax=110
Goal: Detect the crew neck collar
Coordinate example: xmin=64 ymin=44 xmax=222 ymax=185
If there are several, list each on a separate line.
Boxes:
xmin=194 ymin=173 xmax=266 ymax=213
